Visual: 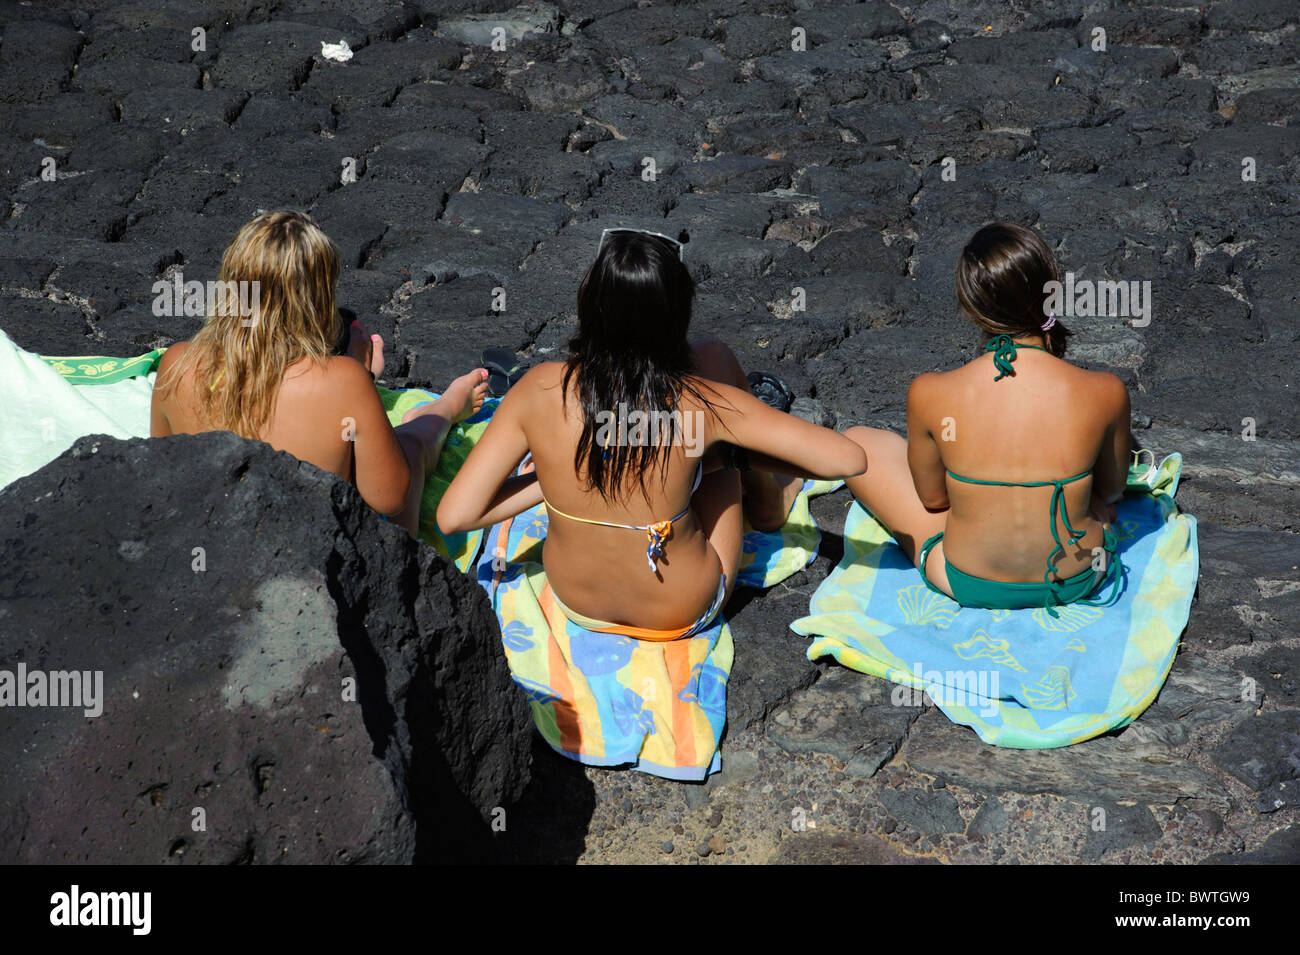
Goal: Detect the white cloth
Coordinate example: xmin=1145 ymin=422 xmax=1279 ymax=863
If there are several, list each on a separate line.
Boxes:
xmin=0 ymin=329 xmax=153 ymax=489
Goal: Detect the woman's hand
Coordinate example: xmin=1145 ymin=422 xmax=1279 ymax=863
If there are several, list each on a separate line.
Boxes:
xmin=436 ymin=370 xmax=536 ymax=534
xmin=1088 ymin=488 xmax=1117 ymax=528
xmin=702 ymin=382 xmax=867 ymax=481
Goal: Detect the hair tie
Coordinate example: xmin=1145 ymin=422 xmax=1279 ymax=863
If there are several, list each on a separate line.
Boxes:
xmin=1041 ymin=312 xmax=1057 ymax=331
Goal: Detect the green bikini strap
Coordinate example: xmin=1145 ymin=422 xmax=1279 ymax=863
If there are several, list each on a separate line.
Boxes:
xmin=984 ymin=334 xmax=1049 ymax=381
xmin=1041 ymin=480 xmax=1087 ymax=617
xmin=945 ymin=469 xmax=1093 ymax=490
xmin=1078 ymin=525 xmax=1123 ymax=609
xmin=946 ymin=468 xmax=1094 ymax=619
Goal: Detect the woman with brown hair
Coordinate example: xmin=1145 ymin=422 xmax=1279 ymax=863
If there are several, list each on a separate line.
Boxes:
xmin=843 ymin=222 xmax=1130 ymax=615
xmin=437 ymin=229 xmax=866 ymax=637
xmin=150 ymin=210 xmax=488 ymax=536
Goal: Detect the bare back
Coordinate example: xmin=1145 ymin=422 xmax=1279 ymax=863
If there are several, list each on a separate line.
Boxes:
xmin=439 ymin=355 xmax=866 ymax=630
xmin=150 ymin=341 xmax=412 ymax=516
xmin=908 ymin=346 xmax=1130 ymax=582
xmin=517 ymin=363 xmax=724 ymax=629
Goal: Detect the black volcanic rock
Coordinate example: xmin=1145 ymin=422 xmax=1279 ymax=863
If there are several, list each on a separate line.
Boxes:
xmin=0 ymin=432 xmax=531 ymax=863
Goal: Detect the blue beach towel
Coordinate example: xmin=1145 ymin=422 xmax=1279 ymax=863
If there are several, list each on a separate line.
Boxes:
xmin=477 ymin=478 xmax=841 ymax=780
xmin=790 ymin=455 xmax=1198 ymax=749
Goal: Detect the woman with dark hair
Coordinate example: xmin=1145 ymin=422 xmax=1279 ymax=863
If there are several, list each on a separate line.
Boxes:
xmin=438 ymin=230 xmax=866 ymax=636
xmin=843 ymin=222 xmax=1130 ymax=615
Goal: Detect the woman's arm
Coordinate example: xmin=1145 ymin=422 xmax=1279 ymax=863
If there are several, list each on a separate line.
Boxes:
xmin=149 ymin=343 xmax=187 ymax=437
xmin=700 ymin=445 xmax=840 ymax=480
xmin=702 ymin=382 xmax=867 ymax=479
xmin=1092 ymin=374 xmax=1132 ymax=505
xmin=726 ymin=450 xmax=831 ymax=479
xmin=336 ymin=358 xmax=413 ymax=516
xmin=436 ymin=375 xmax=534 ymax=534
xmin=905 ymin=373 xmax=950 ymax=510
xmin=453 ymin=471 xmax=544 ymax=530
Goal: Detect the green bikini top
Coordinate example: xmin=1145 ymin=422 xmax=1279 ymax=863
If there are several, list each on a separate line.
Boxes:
xmin=947 ymin=334 xmax=1093 ymax=597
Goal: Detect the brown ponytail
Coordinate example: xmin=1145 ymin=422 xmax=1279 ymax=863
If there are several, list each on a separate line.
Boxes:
xmin=955 ymin=222 xmax=1072 ymax=357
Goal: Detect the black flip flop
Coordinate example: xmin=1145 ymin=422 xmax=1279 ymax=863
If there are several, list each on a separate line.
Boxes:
xmin=482 ymin=347 xmax=527 ymax=397
xmin=747 ymin=371 xmax=794 ymax=413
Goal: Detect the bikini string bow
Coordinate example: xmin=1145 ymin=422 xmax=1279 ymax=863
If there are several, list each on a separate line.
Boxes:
xmin=644 ymin=520 xmax=673 ymax=573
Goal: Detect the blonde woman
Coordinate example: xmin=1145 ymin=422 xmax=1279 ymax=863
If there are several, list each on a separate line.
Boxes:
xmin=151 ymin=210 xmax=488 ymax=535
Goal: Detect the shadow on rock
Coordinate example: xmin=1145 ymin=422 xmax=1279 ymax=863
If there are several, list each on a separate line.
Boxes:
xmin=493 ymin=737 xmax=598 ymax=864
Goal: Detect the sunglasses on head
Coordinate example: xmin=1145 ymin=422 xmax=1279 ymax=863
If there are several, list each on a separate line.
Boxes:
xmin=597 ymin=228 xmax=684 ymax=259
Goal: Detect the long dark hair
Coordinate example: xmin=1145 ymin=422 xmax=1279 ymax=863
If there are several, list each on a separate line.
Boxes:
xmin=562 ymin=231 xmax=714 ymax=502
xmin=955 ymin=222 xmax=1072 ymax=357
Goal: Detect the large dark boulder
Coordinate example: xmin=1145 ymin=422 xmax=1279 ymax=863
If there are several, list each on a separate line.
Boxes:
xmin=0 ymin=432 xmax=531 ymax=863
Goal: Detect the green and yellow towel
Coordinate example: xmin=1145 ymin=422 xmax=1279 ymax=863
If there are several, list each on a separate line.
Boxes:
xmin=791 ymin=455 xmax=1198 ymax=749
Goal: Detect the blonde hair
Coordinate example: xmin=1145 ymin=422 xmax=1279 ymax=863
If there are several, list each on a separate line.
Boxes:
xmin=156 ymin=210 xmax=342 ymax=439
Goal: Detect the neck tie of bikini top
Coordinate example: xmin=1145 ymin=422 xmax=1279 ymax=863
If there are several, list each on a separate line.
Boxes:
xmin=984 ymin=334 xmax=1019 ymax=381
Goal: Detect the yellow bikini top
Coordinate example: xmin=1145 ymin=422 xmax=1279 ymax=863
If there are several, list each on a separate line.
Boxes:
xmin=542 ymin=462 xmax=704 ymax=573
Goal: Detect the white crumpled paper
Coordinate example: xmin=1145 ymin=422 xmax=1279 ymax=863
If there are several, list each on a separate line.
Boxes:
xmin=320 ymin=39 xmax=353 ymax=62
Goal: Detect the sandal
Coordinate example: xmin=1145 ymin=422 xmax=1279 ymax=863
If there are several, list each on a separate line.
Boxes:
xmin=747 ymin=370 xmax=794 ymax=413
xmin=482 ymin=347 xmax=527 ymax=397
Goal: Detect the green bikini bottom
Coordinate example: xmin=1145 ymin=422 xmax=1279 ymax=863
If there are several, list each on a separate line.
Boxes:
xmin=918 ymin=526 xmax=1120 ymax=612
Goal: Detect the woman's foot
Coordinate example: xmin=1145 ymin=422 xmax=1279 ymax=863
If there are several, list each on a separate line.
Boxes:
xmin=346 ymin=322 xmax=386 ymax=378
xmin=401 ymin=368 xmax=489 ymax=425
xmin=745 ymin=472 xmax=803 ymax=532
xmin=393 ymin=369 xmax=491 ymax=502
xmin=448 ymin=367 xmax=490 ymax=422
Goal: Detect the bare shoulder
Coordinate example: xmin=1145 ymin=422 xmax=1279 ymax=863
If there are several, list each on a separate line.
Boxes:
xmin=1078 ymin=366 xmax=1129 ymax=407
xmin=519 ymin=360 xmax=566 ymax=390
xmin=511 ymin=361 xmax=567 ymax=407
xmin=282 ymin=356 xmax=375 ymax=412
xmin=155 ymin=342 xmax=194 ymax=399
xmin=492 ymin=361 xmax=565 ymax=428
xmin=1059 ymin=365 xmax=1129 ymax=435
xmin=320 ymin=354 xmax=372 ymax=386
xmin=158 ymin=340 xmax=191 ymax=371
xmin=906 ymin=370 xmax=946 ymax=406
xmin=680 ymin=373 xmax=743 ymax=413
